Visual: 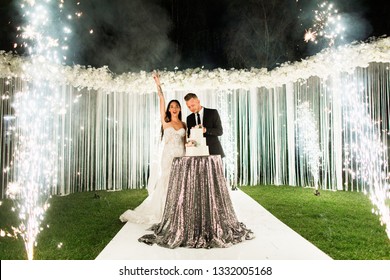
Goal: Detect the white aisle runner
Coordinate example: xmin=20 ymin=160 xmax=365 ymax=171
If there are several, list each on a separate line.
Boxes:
xmin=96 ymin=189 xmax=332 ymax=260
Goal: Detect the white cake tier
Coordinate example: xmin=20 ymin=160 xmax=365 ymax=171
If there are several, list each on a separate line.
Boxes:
xmin=186 ymin=146 xmax=209 ymax=156
xmin=190 ymin=128 xmax=204 ymax=141
xmin=186 ymin=127 xmax=209 ymax=156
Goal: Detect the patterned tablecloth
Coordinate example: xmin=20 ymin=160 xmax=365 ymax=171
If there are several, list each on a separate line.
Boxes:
xmin=139 ymin=155 xmax=254 ymax=248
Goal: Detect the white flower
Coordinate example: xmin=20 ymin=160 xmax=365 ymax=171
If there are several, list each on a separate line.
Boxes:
xmin=1 ymin=37 xmax=390 ymax=92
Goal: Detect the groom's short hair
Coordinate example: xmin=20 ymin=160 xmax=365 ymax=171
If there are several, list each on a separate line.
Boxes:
xmin=184 ymin=93 xmax=198 ymax=101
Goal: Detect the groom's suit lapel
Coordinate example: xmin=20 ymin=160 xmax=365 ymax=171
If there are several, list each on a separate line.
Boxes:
xmin=191 ymin=113 xmax=196 ymax=127
xmin=202 ymin=108 xmax=212 ymax=128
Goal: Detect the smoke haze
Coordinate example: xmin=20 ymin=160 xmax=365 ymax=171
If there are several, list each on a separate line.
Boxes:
xmin=70 ymin=0 xmax=175 ymax=73
xmin=0 ymin=0 xmax=389 ymax=73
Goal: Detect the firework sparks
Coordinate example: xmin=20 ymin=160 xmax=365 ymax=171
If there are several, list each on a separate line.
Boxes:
xmin=296 ymin=102 xmax=322 ymax=191
xmin=0 ymin=0 xmax=83 ymax=260
xmin=304 ymin=1 xmax=345 ymax=46
xmin=304 ymin=28 xmax=317 ymax=43
xmin=341 ymin=79 xmax=390 ymax=238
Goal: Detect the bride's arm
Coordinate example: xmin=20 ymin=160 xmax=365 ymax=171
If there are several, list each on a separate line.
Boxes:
xmin=153 ymin=71 xmax=166 ymax=125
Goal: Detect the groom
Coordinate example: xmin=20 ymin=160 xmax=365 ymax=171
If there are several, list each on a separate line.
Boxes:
xmin=184 ymin=93 xmax=225 ymax=158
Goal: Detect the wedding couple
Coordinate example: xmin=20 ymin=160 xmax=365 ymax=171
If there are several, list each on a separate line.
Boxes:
xmin=119 ymin=72 xmax=225 ymax=224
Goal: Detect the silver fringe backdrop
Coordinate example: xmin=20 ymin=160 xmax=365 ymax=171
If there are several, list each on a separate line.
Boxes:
xmin=2 ymin=38 xmax=390 ymax=235
xmin=1 ymin=62 xmax=389 ymax=197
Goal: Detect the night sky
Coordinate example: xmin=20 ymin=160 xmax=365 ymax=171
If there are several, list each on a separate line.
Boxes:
xmin=1 ymin=0 xmax=389 ymax=73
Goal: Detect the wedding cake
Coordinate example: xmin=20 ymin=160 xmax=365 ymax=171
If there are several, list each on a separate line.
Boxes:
xmin=186 ymin=127 xmax=209 ymax=156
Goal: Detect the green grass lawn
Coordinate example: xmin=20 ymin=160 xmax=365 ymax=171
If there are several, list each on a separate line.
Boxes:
xmin=0 ymin=185 xmax=389 ymax=260
xmin=240 ymin=186 xmax=390 ymax=260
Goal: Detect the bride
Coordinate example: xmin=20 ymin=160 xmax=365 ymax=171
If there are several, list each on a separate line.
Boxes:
xmin=119 ymin=72 xmax=186 ymax=224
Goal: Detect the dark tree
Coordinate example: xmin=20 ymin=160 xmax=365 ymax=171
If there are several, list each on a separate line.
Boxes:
xmin=221 ymin=0 xmax=302 ymax=69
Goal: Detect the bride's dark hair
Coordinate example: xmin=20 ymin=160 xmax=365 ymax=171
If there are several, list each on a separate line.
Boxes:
xmin=161 ymin=99 xmax=182 ymax=139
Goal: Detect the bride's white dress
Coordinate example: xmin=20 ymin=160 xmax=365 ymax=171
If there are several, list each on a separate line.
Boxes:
xmin=119 ymin=127 xmax=185 ymax=224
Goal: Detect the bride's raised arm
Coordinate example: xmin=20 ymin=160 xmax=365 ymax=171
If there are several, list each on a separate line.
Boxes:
xmin=152 ymin=71 xmax=166 ymax=125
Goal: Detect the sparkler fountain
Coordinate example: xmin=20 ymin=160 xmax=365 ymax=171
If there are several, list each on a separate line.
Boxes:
xmin=341 ymin=77 xmax=390 ymax=238
xmin=218 ymin=89 xmax=237 ymax=189
xmin=303 ymin=1 xmax=390 ymax=238
xmin=3 ymin=0 xmax=77 ymax=260
xmin=296 ymin=102 xmax=322 ymax=194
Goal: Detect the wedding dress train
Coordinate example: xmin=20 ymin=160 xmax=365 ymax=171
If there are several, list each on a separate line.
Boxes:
xmin=119 ymin=127 xmax=185 ymax=224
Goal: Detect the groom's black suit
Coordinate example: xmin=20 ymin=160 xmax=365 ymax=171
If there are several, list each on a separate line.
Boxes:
xmin=187 ymin=108 xmax=225 ymax=158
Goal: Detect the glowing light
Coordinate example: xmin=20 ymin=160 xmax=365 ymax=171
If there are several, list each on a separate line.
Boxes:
xmin=304 ymin=1 xmax=345 ymax=46
xmin=304 ymin=28 xmax=317 ymax=43
xmin=218 ymin=89 xmax=236 ymax=187
xmin=0 ymin=0 xmax=77 ymax=259
xmin=341 ymin=78 xmax=390 ymax=238
xmin=296 ymin=102 xmax=322 ymax=191
xmin=63 ymin=27 xmax=71 ymax=34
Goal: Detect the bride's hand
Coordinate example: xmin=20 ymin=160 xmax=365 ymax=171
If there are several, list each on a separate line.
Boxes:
xmin=153 ymin=71 xmax=164 ymax=99
xmin=152 ymin=71 xmax=161 ymax=86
